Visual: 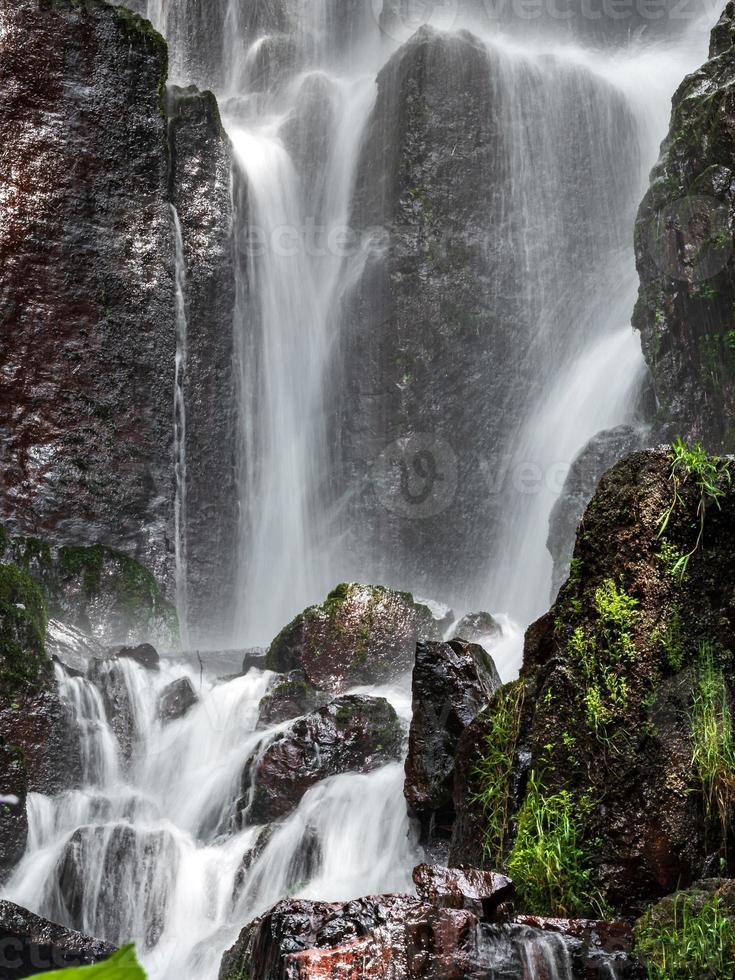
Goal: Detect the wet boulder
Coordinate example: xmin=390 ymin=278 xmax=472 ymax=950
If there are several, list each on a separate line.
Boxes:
xmin=0 ymin=899 xmax=114 ymax=977
xmin=87 ymin=658 xmax=138 ymax=763
xmin=218 ymin=894 xmax=642 ymax=980
xmin=405 ymin=639 xmax=501 ymax=860
xmin=257 ymin=671 xmax=328 ymax=727
xmin=546 ymin=425 xmax=647 ymax=601
xmin=265 ymin=583 xmax=441 ymax=693
xmin=242 ymin=649 xmax=268 ymax=674
xmin=157 ymin=676 xmax=198 ymax=723
xmin=117 ymin=642 xmax=160 ymax=671
xmin=453 ymin=449 xmax=735 ymax=917
xmin=450 ymin=612 xmax=502 ymax=645
xmin=242 ymin=695 xmax=403 ymax=824
xmin=412 ymin=863 xmax=514 ymax=921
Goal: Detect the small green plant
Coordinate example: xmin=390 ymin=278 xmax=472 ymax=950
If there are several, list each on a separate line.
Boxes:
xmin=474 ymin=682 xmax=525 ymax=865
xmin=635 ymin=893 xmax=735 ymax=979
xmin=691 ymin=644 xmax=735 ymax=836
xmin=658 ymin=439 xmax=731 ymax=580
xmin=567 ymin=581 xmax=638 ymax=739
xmin=654 ymin=610 xmax=685 ymax=672
xmin=656 ymin=538 xmax=688 ymax=581
xmin=42 ymin=945 xmax=146 ymax=978
xmin=507 ymin=772 xmax=600 ymax=917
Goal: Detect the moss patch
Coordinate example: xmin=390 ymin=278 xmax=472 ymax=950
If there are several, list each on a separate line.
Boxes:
xmin=0 ymin=563 xmax=51 ymax=700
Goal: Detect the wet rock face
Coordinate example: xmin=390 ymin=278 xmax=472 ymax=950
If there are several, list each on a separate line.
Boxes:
xmin=88 ymin=658 xmax=138 ymax=764
xmin=52 ymin=823 xmax=179 ymax=951
xmin=167 ymin=85 xmax=239 ymax=642
xmin=0 ymin=558 xmax=81 ymax=875
xmin=412 ymin=863 xmax=514 ymax=921
xmin=257 ymin=671 xmax=328 ymax=727
xmin=457 ymin=449 xmax=735 ymax=916
xmin=334 ymin=25 xmax=639 ymax=609
xmin=241 ymin=695 xmax=403 ymax=824
xmin=450 ymin=612 xmax=501 ymax=645
xmin=0 ymin=0 xmax=175 ymax=588
xmin=157 ymin=676 xmax=198 ymax=723
xmin=547 ymin=425 xmax=648 ymax=601
xmin=0 ymin=899 xmax=115 ymax=977
xmin=404 ymin=639 xmax=501 ymax=860
xmin=633 ymin=5 xmax=735 ymax=451
xmin=219 ymin=894 xmax=642 ymax=980
xmin=265 ymin=583 xmax=440 ymax=693
xmin=0 ymin=5 xmax=238 ymax=633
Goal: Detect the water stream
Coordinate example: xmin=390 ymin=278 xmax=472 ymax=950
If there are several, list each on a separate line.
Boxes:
xmin=3 ymin=1 xmax=720 ymax=977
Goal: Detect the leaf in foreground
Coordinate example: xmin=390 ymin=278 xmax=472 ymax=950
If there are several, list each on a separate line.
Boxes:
xmin=33 ymin=945 xmax=146 ymax=979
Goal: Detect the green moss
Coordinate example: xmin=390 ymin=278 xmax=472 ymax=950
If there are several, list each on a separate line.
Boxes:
xmin=506 ymin=771 xmax=602 ymax=918
xmin=635 ymin=891 xmax=735 ymax=979
xmin=474 ymin=681 xmax=525 ymax=866
xmin=565 ymin=580 xmax=638 ymax=740
xmin=654 ymin=610 xmax=685 ymax=672
xmin=0 ymin=563 xmax=51 ymax=698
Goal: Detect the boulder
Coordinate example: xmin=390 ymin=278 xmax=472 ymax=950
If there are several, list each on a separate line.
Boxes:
xmin=452 ymin=448 xmax=735 ymax=916
xmin=117 ymin=643 xmax=159 ymax=671
xmin=404 ymin=640 xmax=501 ymax=860
xmin=0 ymin=900 xmax=114 ymax=977
xmin=257 ymin=671 xmax=328 ymax=727
xmin=87 ymin=659 xmax=138 ymax=764
xmin=242 ymin=649 xmax=268 ymax=675
xmin=265 ymin=584 xmax=440 ymax=693
xmin=450 ymin=612 xmax=502 ymax=645
xmin=218 ymin=894 xmax=643 ymax=980
xmin=412 ymin=863 xmax=514 ymax=921
xmin=547 ymin=425 xmax=647 ymax=601
xmin=241 ymin=695 xmax=403 ymax=824
xmin=157 ymin=676 xmax=198 ymax=723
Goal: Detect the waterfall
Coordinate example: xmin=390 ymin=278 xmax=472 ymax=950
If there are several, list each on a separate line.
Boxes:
xmin=2 ymin=659 xmax=418 ymax=979
xmin=5 ymin=3 xmax=723 ymax=978
xmin=171 ymin=205 xmax=190 ymax=647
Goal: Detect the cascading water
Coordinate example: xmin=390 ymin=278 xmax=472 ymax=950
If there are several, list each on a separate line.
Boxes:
xmin=171 ymin=205 xmax=190 ymax=648
xmin=4 ymin=658 xmax=418 ymax=979
xmin=4 ymin=2 xmax=721 ymax=977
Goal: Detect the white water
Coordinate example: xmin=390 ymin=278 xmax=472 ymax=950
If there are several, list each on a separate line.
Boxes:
xmin=4 ymin=659 xmax=418 ymax=979
xmin=171 ymin=205 xmax=190 ymax=648
xmin=6 ymin=3 xmax=721 ymax=978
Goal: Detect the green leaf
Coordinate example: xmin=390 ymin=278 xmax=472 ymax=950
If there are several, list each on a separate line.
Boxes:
xmin=34 ymin=945 xmax=146 ymax=979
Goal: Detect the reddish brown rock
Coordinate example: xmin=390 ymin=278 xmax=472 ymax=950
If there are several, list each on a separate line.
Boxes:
xmin=412 ymin=864 xmax=514 ymax=921
xmin=241 ymin=695 xmax=403 ymax=824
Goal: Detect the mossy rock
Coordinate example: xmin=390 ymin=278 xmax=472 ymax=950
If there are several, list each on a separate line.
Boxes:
xmin=459 ymin=448 xmax=735 ymax=918
xmin=0 ymin=563 xmax=51 ymax=701
xmin=265 ymin=583 xmax=441 ymax=693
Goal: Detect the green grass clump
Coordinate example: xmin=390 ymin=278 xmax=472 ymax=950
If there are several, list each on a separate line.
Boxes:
xmin=658 ymin=438 xmax=731 ymax=580
xmin=474 ymin=682 xmax=525 ymax=865
xmin=635 ymin=893 xmax=735 ymax=979
xmin=691 ymin=644 xmax=735 ymax=835
xmin=506 ymin=771 xmax=600 ymax=917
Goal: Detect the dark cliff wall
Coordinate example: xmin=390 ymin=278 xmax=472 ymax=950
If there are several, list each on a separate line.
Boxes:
xmin=333 ymin=26 xmax=639 ymax=606
xmin=634 ymin=3 xmax=735 ymax=451
xmin=0 ymin=0 xmax=239 ymax=637
xmin=168 ymin=87 xmax=238 ymax=641
xmin=0 ymin=0 xmax=176 ymax=588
